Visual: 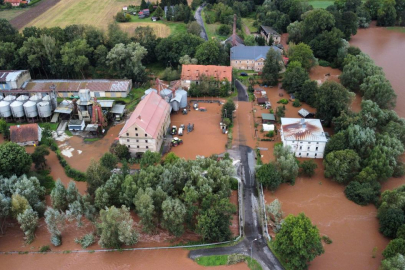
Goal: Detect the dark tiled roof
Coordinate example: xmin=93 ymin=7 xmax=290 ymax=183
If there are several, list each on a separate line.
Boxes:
xmin=230 ymin=46 xmax=282 ymax=61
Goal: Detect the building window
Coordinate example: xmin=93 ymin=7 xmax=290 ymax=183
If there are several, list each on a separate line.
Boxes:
xmin=135 ymin=128 xmax=138 ymax=131
xmin=300 ymin=146 xmax=302 ymax=150
xmin=136 ymin=133 xmax=138 ymax=136
xmin=293 ymin=141 xmax=295 ymax=143
xmin=137 ymin=146 xmax=139 ymax=148
xmin=128 ymin=145 xmax=130 ymax=148
xmin=136 ymin=140 xmax=139 ymax=142
xmin=126 ymin=133 xmax=129 ymax=136
xmin=299 ymin=153 xmax=301 ymax=155
xmin=307 ymin=153 xmax=309 ymax=156
xmin=317 ymin=142 xmax=319 ymax=144
xmin=127 ymin=139 xmax=129 ymax=142
xmin=308 ymin=147 xmax=310 ymax=150
xmin=300 ymin=141 xmax=303 ymax=144
xmin=308 ymin=142 xmax=311 ymax=144
xmin=315 ymin=153 xmax=317 ymax=157
xmin=145 ymin=140 xmax=148 ymax=143
xmin=316 ymin=147 xmax=318 ymax=151
xmin=145 ymin=134 xmax=147 ymax=137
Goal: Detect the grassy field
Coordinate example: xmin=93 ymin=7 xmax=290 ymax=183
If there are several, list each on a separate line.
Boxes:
xmin=201 ymin=9 xmax=228 ymax=40
xmin=307 ymin=0 xmax=334 ymax=9
xmin=387 ymin=26 xmax=405 ymax=33
xmin=0 ymin=8 xmax=31 ymax=20
xmin=195 ymin=254 xmax=262 ymax=270
xmin=24 ymin=0 xmax=140 ymax=29
xmin=242 ymin=17 xmax=256 ymax=35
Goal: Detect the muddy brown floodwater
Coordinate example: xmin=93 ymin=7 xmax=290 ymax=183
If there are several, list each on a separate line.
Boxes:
xmin=265 ymin=160 xmax=390 ymax=270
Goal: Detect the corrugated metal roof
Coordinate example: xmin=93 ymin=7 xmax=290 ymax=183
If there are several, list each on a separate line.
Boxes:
xmin=261 ymin=113 xmax=275 ymax=121
xmin=298 ymin=108 xmax=310 ymax=118
xmin=230 ymin=46 xmax=282 ymax=61
xmin=281 ymin=118 xmax=328 ymax=142
xmin=0 ymin=70 xmax=28 ymax=82
xmin=119 ymin=91 xmax=170 ymax=139
xmin=181 ymin=65 xmax=232 ymax=82
xmin=111 ymin=104 xmax=125 ymax=114
xmin=10 ymin=123 xmax=39 ymax=143
xmin=98 ymin=100 xmax=115 ymax=108
xmin=261 ymin=26 xmax=279 ymax=35
xmin=24 ymin=79 xmax=131 ymax=93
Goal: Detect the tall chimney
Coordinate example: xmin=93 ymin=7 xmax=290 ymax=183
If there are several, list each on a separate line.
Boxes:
xmin=232 ymin=14 xmax=236 ymax=46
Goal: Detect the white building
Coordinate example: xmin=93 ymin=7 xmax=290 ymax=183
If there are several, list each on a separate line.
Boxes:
xmin=119 ymin=91 xmax=171 ymax=157
xmin=280 ymin=118 xmax=328 ymax=158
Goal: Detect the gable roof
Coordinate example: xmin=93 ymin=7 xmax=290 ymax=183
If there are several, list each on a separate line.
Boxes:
xmin=119 ymin=91 xmax=170 ymax=139
xmin=24 ymin=79 xmax=131 ymax=93
xmin=230 ymin=46 xmax=282 ymax=61
xmin=261 ymin=25 xmax=279 ymax=36
xmin=181 ymin=65 xmax=232 ymax=82
xmin=10 ymin=124 xmax=39 ymax=143
xmin=261 ymin=113 xmax=275 ymax=121
xmin=223 ymin=34 xmax=245 ymax=47
xmin=280 ymin=118 xmax=328 ymax=142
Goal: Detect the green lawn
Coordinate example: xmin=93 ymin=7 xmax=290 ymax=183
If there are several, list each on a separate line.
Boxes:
xmin=127 ymin=13 xmax=187 ymax=37
xmin=386 ymin=27 xmax=405 ymax=33
xmin=242 ymin=17 xmax=257 ymax=35
xmin=0 ymin=7 xmax=30 ymax=21
xmin=195 ymin=254 xmax=262 ymax=270
xmin=306 ymin=0 xmax=334 ymax=9
xmin=201 ymin=9 xmax=228 ymax=40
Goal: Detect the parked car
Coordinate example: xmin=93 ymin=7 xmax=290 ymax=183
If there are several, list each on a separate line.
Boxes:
xmin=240 ymin=72 xmax=248 ymax=76
xmin=170 ymin=125 xmax=177 ymax=135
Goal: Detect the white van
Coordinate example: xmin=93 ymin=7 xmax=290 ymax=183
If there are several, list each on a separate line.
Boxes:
xmin=178 ymin=127 xmax=184 ymax=136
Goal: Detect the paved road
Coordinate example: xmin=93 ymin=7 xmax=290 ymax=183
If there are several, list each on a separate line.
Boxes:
xmin=189 ymin=82 xmax=283 ymax=270
xmin=195 ymin=4 xmax=208 ymax=41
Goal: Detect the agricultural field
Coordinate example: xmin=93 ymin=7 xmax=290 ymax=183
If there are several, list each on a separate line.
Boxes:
xmin=24 ymin=0 xmax=140 ymax=29
xmin=306 ymin=0 xmax=334 ymax=9
xmin=0 ymin=8 xmax=30 ymax=21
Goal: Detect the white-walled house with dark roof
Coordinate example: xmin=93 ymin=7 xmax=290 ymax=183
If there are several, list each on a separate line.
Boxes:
xmin=230 ymin=46 xmax=283 ymax=71
xmin=280 ymin=118 xmax=328 ymax=158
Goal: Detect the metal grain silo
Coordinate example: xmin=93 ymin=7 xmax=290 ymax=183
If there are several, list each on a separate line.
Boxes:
xmin=160 ymin=89 xmax=173 ymax=103
xmin=145 ymin=88 xmax=157 ymax=95
xmin=16 ymin=95 xmax=29 ymax=102
xmin=10 ymin=101 xmax=25 ymax=118
xmin=29 ymin=94 xmax=42 ymax=103
xmin=37 ymin=101 xmax=52 ymax=118
xmin=4 ymin=95 xmax=16 ymax=102
xmin=175 ymin=89 xmax=188 ymax=108
xmin=42 ymin=94 xmax=51 ymax=101
xmin=0 ymin=95 xmax=3 ymax=101
xmin=0 ymin=101 xmax=11 ymax=118
xmin=23 ymin=101 xmax=38 ymax=118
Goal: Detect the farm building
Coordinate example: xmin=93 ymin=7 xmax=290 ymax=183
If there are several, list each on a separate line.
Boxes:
xmin=181 ymin=65 xmax=232 ymax=88
xmin=257 ymin=97 xmax=268 ymax=105
xmin=0 ymin=70 xmax=31 ymax=90
xmin=259 ymin=25 xmax=281 ymax=45
xmin=10 ymin=123 xmax=42 ymax=146
xmin=119 ymin=91 xmax=171 ymax=156
xmin=222 ymin=14 xmax=244 ymax=47
xmin=261 ymin=113 xmax=275 ymax=124
xmin=23 ymin=79 xmax=132 ymax=98
xmin=280 ymin=118 xmax=328 ymax=158
xmin=298 ymin=108 xmax=315 ymax=118
xmin=230 ymin=46 xmax=282 ymax=71
xmin=4 ymin=0 xmax=29 ymax=6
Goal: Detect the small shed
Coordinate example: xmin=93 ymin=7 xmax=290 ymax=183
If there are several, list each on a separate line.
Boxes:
xmin=68 ymin=119 xmax=85 ymax=131
xmin=257 ymin=97 xmax=268 ymax=105
xmin=263 ymin=124 xmax=275 ymax=132
xmin=10 ymin=124 xmax=42 ymax=146
xmin=151 ymin=16 xmax=160 ymax=21
xmin=122 ymin=6 xmax=128 ymax=11
xmin=298 ymin=108 xmax=315 ymax=118
xmin=111 ymin=104 xmax=125 ymax=120
xmin=261 ymin=113 xmax=276 ymax=124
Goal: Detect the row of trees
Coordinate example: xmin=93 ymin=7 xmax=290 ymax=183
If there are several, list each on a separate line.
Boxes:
xmin=377 ymin=186 xmax=405 ymax=269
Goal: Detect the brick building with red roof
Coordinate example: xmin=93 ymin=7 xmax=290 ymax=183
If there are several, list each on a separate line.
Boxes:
xmin=180 ymin=65 xmax=232 ymax=88
xmin=10 ymin=123 xmax=42 ymax=146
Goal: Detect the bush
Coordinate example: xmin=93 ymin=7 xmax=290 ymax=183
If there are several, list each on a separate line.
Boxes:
xmin=344 ymin=181 xmax=381 ymax=206
xmin=378 ymin=208 xmax=405 ymax=238
xmin=266 ymin=131 xmax=275 ymax=138
xmin=230 ymin=178 xmax=238 ymax=190
xmin=299 ymin=160 xmax=318 ymax=177
xmin=382 ymin=239 xmax=405 ymax=258
xmin=39 ymin=245 xmax=51 ymax=252
xmin=217 ymin=24 xmax=231 ymax=36
xmin=75 ymin=233 xmax=95 ymax=249
xmin=322 ymin=235 xmax=333 ymax=244
xmin=161 ymin=67 xmax=180 ymax=81
xmin=227 ymin=254 xmax=246 ymax=265
xmin=115 ymin=12 xmax=130 ymax=22
xmin=292 ymin=99 xmax=302 ymax=107
xmin=277 ymin=99 xmax=289 ymax=104
xmin=319 ymin=60 xmax=330 ymax=67
xmin=110 ymin=143 xmax=130 ymax=160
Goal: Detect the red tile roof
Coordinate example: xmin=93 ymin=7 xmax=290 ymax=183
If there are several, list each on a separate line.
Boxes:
xmin=119 ymin=91 xmax=170 ymax=139
xmin=10 ymin=123 xmax=39 ymax=143
xmin=24 ymin=79 xmax=131 ymax=93
xmin=181 ymin=65 xmax=232 ymax=82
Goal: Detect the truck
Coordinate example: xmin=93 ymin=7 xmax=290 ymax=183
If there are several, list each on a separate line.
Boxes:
xmin=178 ymin=124 xmax=185 ymax=136
xmin=170 ymin=125 xmax=177 ymax=135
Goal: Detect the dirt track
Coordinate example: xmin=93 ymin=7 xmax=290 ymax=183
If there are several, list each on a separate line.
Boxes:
xmin=9 ymin=0 xmax=60 ymax=30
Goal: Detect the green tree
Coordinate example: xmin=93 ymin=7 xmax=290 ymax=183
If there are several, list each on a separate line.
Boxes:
xmin=287 ymin=43 xmax=316 ymax=71
xmin=187 ymin=21 xmax=201 ymax=36
xmin=51 ymin=179 xmax=68 ymax=211
xmin=61 ymin=39 xmax=93 ymax=78
xmin=360 ymin=74 xmax=397 ymax=109
xmin=382 ymin=239 xmax=405 ymax=258
xmin=0 ymin=42 xmax=17 ymax=70
xmin=309 ymin=28 xmax=344 ymax=63
xmin=31 ymin=145 xmax=50 ymax=170
xmin=287 ymin=21 xmax=304 ymax=44
xmin=132 ymin=26 xmax=158 ymax=64
xmin=107 ymin=42 xmax=147 ymax=82
xmin=315 ymin=81 xmax=354 ymax=126
xmin=155 ymin=6 xmax=164 ymax=18
xmin=111 ymin=144 xmax=130 ymax=160
xmin=100 ymin=152 xmax=118 ymax=170
xmin=324 ymin=131 xmax=348 ymax=155
xmin=0 ymin=19 xmax=19 ymax=43
xmin=256 ymin=162 xmax=283 ymax=190
xmin=302 ymin=9 xmax=335 ymax=42
xmin=161 ymin=197 xmax=186 ymax=236
xmin=140 ymin=0 xmax=147 ymax=9
xmin=164 ymin=153 xmax=180 ymax=164
xmin=381 ymin=253 xmax=405 ymax=270
xmin=44 ymin=207 xmax=66 ymax=246
xmin=0 ymin=142 xmax=32 ymax=177
xmin=365 ymin=0 xmax=382 ymax=19
xmin=0 ymin=119 xmax=9 ymax=139
xmin=222 ymin=99 xmax=236 ymax=123
xmin=134 ymin=189 xmax=156 ymax=233
xmin=98 ymin=205 xmax=138 ymax=248
xmin=86 ymin=160 xmax=112 ymax=196
xmin=274 ymin=213 xmax=324 ymax=270
xmin=397 ymin=224 xmax=405 ymax=239
xmin=282 ymin=61 xmax=309 ymax=94
xmin=266 ymin=199 xmax=283 ymax=224
xmin=0 ymin=193 xmax=10 ymax=234
xmin=195 ymin=39 xmax=227 ymax=65
xmin=140 ymin=151 xmax=161 ymax=169
xmin=299 ymin=160 xmax=318 ymax=177
xmin=344 ymin=181 xmax=381 ymax=205
xmin=262 ymin=48 xmax=281 ymax=86
xmin=17 ymin=208 xmax=38 ymax=244
xmin=295 ymin=80 xmax=318 ymax=106
xmin=377 ymin=0 xmax=397 ymax=26
xmin=244 ymin=35 xmax=256 ymax=46
xmin=11 ymin=194 xmax=30 ymax=218
xmin=94 ymin=174 xmax=123 ymax=209
xmin=276 ymin=153 xmax=299 ymax=185
xmin=378 ymin=208 xmax=405 ymax=238
xmin=324 ymin=150 xmax=360 ymax=184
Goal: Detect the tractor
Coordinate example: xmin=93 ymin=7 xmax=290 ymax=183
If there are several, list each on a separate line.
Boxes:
xmin=170 ymin=125 xmax=177 ymax=135
xmin=171 ymin=137 xmax=183 ymax=147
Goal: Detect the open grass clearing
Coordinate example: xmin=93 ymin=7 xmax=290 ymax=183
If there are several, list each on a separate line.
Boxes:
xmin=242 ymin=17 xmax=256 ymax=34
xmin=201 ymin=9 xmax=228 ymax=41
xmin=386 ymin=26 xmax=405 ymax=33
xmin=120 ymin=21 xmax=171 ymax=38
xmin=195 ymin=254 xmax=262 ymax=270
xmin=306 ymin=0 xmax=334 ymax=9
xmin=0 ymin=8 xmax=31 ymax=20
xmin=25 ymin=0 xmax=140 ymax=29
